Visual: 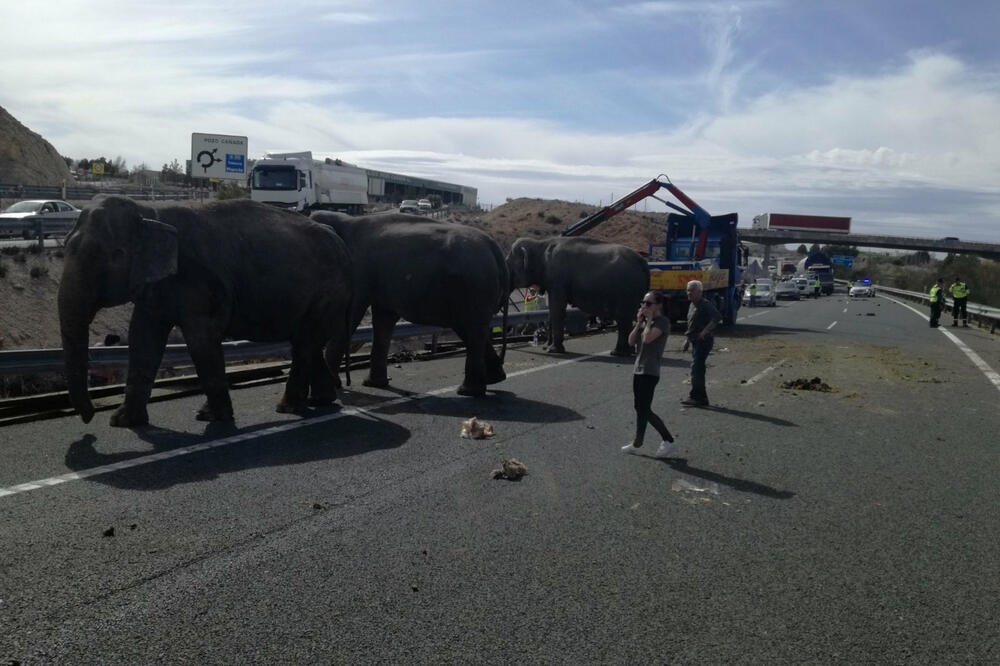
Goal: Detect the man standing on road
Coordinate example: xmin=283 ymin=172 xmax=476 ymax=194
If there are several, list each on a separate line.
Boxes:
xmin=949 ymin=276 xmax=970 ymax=327
xmin=681 ymin=280 xmax=721 ymax=407
xmin=929 ymin=278 xmax=946 ymax=328
xmin=749 ymin=279 xmax=758 ymax=308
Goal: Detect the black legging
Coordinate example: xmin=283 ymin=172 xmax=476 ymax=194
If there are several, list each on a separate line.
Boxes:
xmin=633 ymin=374 xmax=672 ymax=445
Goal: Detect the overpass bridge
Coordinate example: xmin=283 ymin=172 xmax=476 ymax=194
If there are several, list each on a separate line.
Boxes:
xmin=739 ymin=228 xmax=1000 ymax=261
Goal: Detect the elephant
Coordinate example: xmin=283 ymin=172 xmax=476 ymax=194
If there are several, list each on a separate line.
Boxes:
xmin=310 ymin=211 xmax=508 ymax=397
xmin=506 ymin=236 xmax=650 ymax=355
xmin=58 ymin=196 xmax=353 ymax=426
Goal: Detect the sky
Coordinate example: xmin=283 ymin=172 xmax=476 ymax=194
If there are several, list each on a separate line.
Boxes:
xmin=2 ymin=0 xmax=1000 ymax=241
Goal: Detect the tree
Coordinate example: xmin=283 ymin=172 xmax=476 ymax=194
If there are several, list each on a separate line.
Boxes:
xmin=808 ymin=243 xmax=821 ymax=254
xmin=796 ymin=244 xmax=808 ymax=255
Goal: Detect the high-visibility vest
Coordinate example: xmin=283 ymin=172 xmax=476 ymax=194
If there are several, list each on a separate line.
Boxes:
xmin=750 ymin=284 xmax=758 ymax=295
xmin=929 ymin=285 xmax=943 ymax=303
xmin=951 ymin=282 xmax=969 ymax=299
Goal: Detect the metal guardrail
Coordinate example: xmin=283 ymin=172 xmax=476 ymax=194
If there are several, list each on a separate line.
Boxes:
xmin=867 ymin=283 xmax=999 ymax=332
xmin=0 ymin=309 xmax=569 ymax=376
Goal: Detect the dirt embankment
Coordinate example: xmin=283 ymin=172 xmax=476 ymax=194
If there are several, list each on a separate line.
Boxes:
xmin=0 ymin=198 xmax=664 ymax=351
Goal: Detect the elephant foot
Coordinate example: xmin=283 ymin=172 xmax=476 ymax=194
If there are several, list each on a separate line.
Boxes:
xmin=362 ymin=376 xmax=391 ymax=389
xmin=610 ymin=347 xmax=634 ymax=357
xmin=110 ymin=404 xmax=149 ymax=428
xmin=275 ymin=399 xmax=310 ymax=415
xmin=308 ymin=393 xmax=338 ymax=407
xmin=196 ymin=403 xmax=235 ymax=422
xmin=547 ymin=344 xmax=567 ymax=354
xmin=457 ymin=383 xmax=487 ymax=397
xmin=485 ymin=367 xmax=506 ymax=385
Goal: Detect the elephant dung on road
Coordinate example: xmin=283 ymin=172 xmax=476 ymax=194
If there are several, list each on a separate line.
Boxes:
xmin=311 ymin=211 xmax=508 ymax=396
xmin=507 ymin=236 xmax=650 ymax=355
xmin=58 ymin=196 xmax=353 ymax=426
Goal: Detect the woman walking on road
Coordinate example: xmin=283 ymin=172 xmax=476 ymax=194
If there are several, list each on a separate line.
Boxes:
xmin=621 ymin=291 xmax=676 ymax=458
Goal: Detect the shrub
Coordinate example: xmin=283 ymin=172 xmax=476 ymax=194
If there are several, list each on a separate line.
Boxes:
xmin=0 ymin=262 xmax=6 ymax=278
xmin=216 ymin=182 xmax=247 ymax=200
xmin=30 ymin=266 xmax=49 ymax=278
xmin=544 ymin=215 xmax=562 ymax=225
xmin=13 ymin=253 xmax=26 ymax=263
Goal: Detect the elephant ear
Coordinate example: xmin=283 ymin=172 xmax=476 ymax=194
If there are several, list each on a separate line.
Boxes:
xmin=129 ymin=217 xmax=178 ymax=299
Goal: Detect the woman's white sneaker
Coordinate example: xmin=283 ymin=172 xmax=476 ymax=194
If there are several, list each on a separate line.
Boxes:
xmin=654 ymin=440 xmax=677 ymax=459
xmin=621 ymin=443 xmax=641 ymax=454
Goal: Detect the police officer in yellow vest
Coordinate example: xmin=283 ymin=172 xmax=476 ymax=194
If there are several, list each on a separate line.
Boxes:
xmin=812 ymin=276 xmax=821 ymax=298
xmin=928 ymin=278 xmax=945 ymax=328
xmin=949 ymin=276 xmax=970 ymax=327
xmin=749 ymin=279 xmax=758 ymax=307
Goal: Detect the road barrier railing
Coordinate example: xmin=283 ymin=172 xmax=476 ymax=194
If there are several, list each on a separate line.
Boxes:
xmin=0 ymin=309 xmax=574 ymax=377
xmin=870 ymin=284 xmax=999 ymax=332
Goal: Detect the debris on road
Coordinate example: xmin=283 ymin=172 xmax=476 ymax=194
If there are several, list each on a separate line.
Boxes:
xmin=491 ymin=458 xmax=527 ymax=480
xmin=102 ymin=527 xmax=115 ymax=538
xmin=461 ymin=416 xmax=495 ymax=439
xmin=671 ymin=479 xmax=720 ymax=495
xmin=781 ymin=377 xmax=834 ymax=392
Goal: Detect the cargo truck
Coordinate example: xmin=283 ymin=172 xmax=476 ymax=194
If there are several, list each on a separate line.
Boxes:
xmin=752 ymin=213 xmax=851 ymax=234
xmin=797 ymin=252 xmax=835 ymax=295
xmin=562 ymin=175 xmax=747 ymax=325
xmin=249 ymin=151 xmax=368 ymax=214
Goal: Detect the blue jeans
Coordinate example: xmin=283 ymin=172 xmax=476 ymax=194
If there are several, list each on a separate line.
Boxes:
xmin=689 ymin=337 xmax=713 ymax=402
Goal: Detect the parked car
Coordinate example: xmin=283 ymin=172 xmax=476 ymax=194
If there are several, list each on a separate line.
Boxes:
xmin=849 ymin=279 xmax=875 ymax=298
xmin=417 ymin=199 xmax=433 ymax=213
xmin=774 ymin=280 xmax=800 ymax=300
xmin=0 ymin=199 xmax=81 ymax=238
xmin=742 ymin=281 xmax=776 ymax=307
xmin=399 ymin=200 xmax=420 ymax=214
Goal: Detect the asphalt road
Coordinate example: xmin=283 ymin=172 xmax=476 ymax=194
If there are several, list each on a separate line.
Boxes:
xmin=2 ymin=292 xmax=998 ymax=664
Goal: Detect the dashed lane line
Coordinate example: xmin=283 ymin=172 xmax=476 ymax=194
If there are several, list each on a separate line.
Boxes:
xmin=882 ymin=295 xmax=1000 ymax=394
xmin=827 ymin=321 xmax=838 ymax=330
xmin=0 ymin=351 xmax=609 ymax=500
xmin=743 ymin=359 xmax=787 ymax=386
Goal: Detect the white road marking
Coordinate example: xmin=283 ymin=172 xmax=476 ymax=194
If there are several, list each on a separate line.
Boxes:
xmin=882 ymin=295 xmax=1000 ymax=394
xmin=744 ymin=359 xmax=787 ymax=385
xmin=0 ymin=351 xmax=609 ymax=500
xmin=737 ymin=310 xmax=773 ymax=321
xmin=827 ymin=321 xmax=838 ymax=330
xmin=842 ymin=308 xmax=848 ymax=313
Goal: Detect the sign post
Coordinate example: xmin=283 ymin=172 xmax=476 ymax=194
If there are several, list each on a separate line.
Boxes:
xmin=831 ymin=255 xmax=854 ymax=268
xmin=190 ymin=133 xmax=248 ymax=181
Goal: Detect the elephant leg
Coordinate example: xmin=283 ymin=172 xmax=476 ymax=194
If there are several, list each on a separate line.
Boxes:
xmin=110 ymin=308 xmax=172 ymax=427
xmin=277 ymin=340 xmax=315 ymax=414
xmin=330 ymin=305 xmax=367 ymax=390
xmin=484 ymin=342 xmax=506 ymax=385
xmin=454 ymin=324 xmax=489 ymax=397
xmin=610 ymin=319 xmax=634 ymax=356
xmin=309 ymin=343 xmax=339 ymax=407
xmin=182 ymin=328 xmax=234 ymax=422
xmin=546 ymin=293 xmax=568 ymax=354
xmin=364 ymin=306 xmax=398 ymax=388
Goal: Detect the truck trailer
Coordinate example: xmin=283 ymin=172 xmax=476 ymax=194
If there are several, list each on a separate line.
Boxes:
xmin=752 ymin=213 xmax=851 ymax=234
xmin=249 ymin=151 xmax=368 ymax=214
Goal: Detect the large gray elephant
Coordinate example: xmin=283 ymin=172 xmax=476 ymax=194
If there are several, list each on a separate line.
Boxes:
xmin=507 ymin=236 xmax=650 ymax=355
xmin=58 ymin=196 xmax=353 ymax=426
xmin=311 ymin=211 xmax=508 ymax=396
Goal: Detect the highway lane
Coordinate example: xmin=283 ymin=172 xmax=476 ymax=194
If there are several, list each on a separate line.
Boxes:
xmin=1 ymin=296 xmax=998 ymax=664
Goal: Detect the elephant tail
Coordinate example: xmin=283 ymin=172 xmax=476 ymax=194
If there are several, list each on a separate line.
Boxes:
xmin=499 ymin=290 xmax=510 ymax=364
xmin=343 ymin=296 xmax=353 ymax=387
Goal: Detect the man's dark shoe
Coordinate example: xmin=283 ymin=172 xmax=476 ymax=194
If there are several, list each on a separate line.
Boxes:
xmin=680 ymin=398 xmax=709 ymax=407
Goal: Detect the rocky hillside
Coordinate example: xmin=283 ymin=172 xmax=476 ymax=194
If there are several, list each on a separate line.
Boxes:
xmin=0 ymin=105 xmax=70 ymax=186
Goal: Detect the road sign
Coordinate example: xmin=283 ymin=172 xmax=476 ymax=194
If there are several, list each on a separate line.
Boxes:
xmin=831 ymin=255 xmax=854 ymax=267
xmin=191 ymin=133 xmax=248 ymax=180
xmin=91 ymin=162 xmax=105 ymax=175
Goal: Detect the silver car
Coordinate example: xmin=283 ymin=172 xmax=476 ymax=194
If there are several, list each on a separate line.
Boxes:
xmin=399 ymin=199 xmax=420 ymax=214
xmin=0 ymin=199 xmax=81 ymax=238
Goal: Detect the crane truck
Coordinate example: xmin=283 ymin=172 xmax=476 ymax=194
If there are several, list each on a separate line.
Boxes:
xmin=562 ymin=175 xmax=747 ymax=325
xmin=249 ymin=151 xmax=369 ymax=214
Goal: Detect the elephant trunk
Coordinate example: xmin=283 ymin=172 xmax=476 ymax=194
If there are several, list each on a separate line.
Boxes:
xmin=58 ymin=281 xmax=98 ymax=424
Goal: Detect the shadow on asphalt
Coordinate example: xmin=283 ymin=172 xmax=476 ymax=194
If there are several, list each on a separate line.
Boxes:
xmin=64 ymin=410 xmax=410 ymax=490
xmin=375 ymin=390 xmax=584 ymax=424
xmin=692 ymin=404 xmax=798 ymax=427
xmin=722 ymin=324 xmax=821 ymax=339
xmin=660 ymin=457 xmax=796 ymax=500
